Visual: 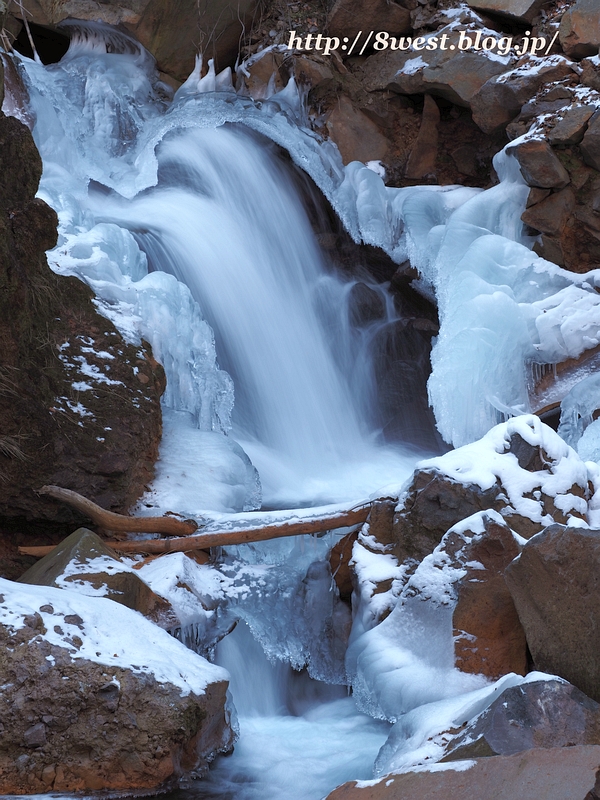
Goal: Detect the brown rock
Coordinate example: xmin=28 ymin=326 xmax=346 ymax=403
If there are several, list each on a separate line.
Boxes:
xmin=239 ymin=50 xmax=287 ymax=100
xmin=330 ymin=530 xmax=359 ymax=602
xmin=0 ymin=88 xmax=164 ymax=532
xmin=326 ymin=746 xmax=600 ymax=800
xmin=13 ymin=0 xmax=257 ymax=80
xmin=0 ymin=584 xmax=234 ymax=794
xmin=506 ymin=525 xmax=600 ymax=702
xmin=326 ymin=94 xmax=390 ymax=164
xmin=362 ymin=29 xmax=511 ymax=108
xmin=449 ymin=516 xmax=527 ymax=680
xmin=471 ymin=56 xmax=572 ymax=133
xmin=521 ymin=187 xmax=575 ymax=235
xmin=327 ymin=0 xmax=411 ymax=44
xmin=294 ymin=56 xmax=335 ymax=91
xmin=581 ymin=112 xmax=600 ymax=172
xmin=559 ymin=0 xmax=600 ymax=60
xmin=511 ymin=138 xmax=570 ymax=188
xmin=18 ymin=528 xmax=178 ymax=628
xmin=444 ymin=680 xmax=600 ymax=761
xmin=391 ymin=469 xmax=503 ymax=565
xmin=466 ymin=0 xmax=544 ymax=24
xmin=582 ymin=57 xmax=600 ymax=92
xmin=405 ymin=94 xmax=440 ymax=180
xmin=548 ymin=105 xmax=596 ymax=146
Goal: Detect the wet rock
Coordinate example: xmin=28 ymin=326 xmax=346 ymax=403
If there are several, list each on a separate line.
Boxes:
xmin=326 ymin=94 xmax=390 ymax=164
xmin=348 ymin=283 xmax=385 ymax=327
xmin=548 ymin=105 xmax=596 ymax=146
xmin=449 ymin=515 xmax=527 ymax=680
xmin=0 ymin=81 xmax=164 ymax=533
xmin=443 ymin=680 xmax=600 ymax=761
xmin=471 ymin=57 xmax=574 ymax=135
xmin=559 ymin=0 xmax=600 ymax=60
xmin=511 ymin=138 xmax=570 ymax=188
xmin=327 ymin=0 xmax=411 ymax=45
xmin=506 ymin=524 xmax=600 ymax=702
xmin=326 ymin=746 xmax=600 ymax=800
xmin=521 ymin=187 xmax=576 ymax=235
xmin=466 ymin=0 xmax=544 ymax=24
xmin=18 ymin=528 xmax=177 ymax=628
xmin=581 ymin=112 xmax=600 ymax=172
xmin=404 ymin=94 xmax=440 ymax=180
xmin=0 ymin=578 xmax=233 ymax=794
xmin=362 ymin=27 xmax=511 ymax=108
xmin=329 ymin=530 xmax=359 ymax=602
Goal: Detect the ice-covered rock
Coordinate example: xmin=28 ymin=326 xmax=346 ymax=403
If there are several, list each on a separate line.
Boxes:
xmin=443 ymin=679 xmax=600 ymax=761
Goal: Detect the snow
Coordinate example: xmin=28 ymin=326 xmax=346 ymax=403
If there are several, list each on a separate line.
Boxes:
xmin=0 ymin=578 xmax=228 ymax=696
xmin=415 ymin=415 xmax=589 ymax=526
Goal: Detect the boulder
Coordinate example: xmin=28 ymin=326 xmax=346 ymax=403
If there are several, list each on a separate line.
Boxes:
xmin=505 ymin=524 xmax=600 ymax=702
xmin=330 ymin=499 xmax=396 ymax=603
xmin=392 ymin=468 xmax=503 ymax=563
xmin=327 ymin=0 xmax=411 ymax=44
xmin=466 ymin=0 xmax=544 ymax=24
xmin=548 ymin=105 xmax=596 ymax=146
xmin=326 ymin=94 xmax=390 ymax=164
xmin=0 ymin=577 xmax=234 ymax=794
xmin=18 ymin=528 xmax=177 ymax=628
xmin=559 ymin=0 xmax=600 ymax=60
xmin=471 ymin=57 xmax=575 ymax=135
xmin=362 ymin=28 xmax=512 ymax=108
xmin=449 ymin=515 xmax=527 ymax=680
xmin=0 ymin=86 xmax=164 ymax=531
xmin=511 ymin=138 xmax=571 ymax=188
xmin=392 ymin=417 xmax=590 ymax=565
xmin=444 ymin=680 xmax=600 ymax=760
xmin=238 ymin=50 xmax=287 ymax=100
xmin=326 ymin=745 xmax=600 ymax=800
xmin=581 ymin=112 xmax=600 ymax=172
xmin=521 ymin=188 xmax=576 ymax=235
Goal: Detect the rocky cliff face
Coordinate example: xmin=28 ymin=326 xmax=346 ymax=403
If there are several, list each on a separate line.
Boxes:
xmin=0 ymin=62 xmax=164 ymax=567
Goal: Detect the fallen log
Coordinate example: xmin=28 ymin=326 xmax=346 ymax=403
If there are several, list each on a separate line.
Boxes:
xmin=19 ymin=505 xmax=370 ymax=558
xmin=36 ymin=485 xmax=199 ymax=536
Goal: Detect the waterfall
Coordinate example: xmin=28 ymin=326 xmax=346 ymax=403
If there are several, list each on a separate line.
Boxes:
xmin=8 ymin=24 xmax=421 ymax=512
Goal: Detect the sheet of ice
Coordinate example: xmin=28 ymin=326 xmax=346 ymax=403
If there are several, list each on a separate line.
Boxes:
xmin=374 ymin=671 xmax=557 ymax=775
xmin=139 ymin=409 xmax=261 ymax=514
xmin=0 ymin=578 xmax=227 ymax=695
